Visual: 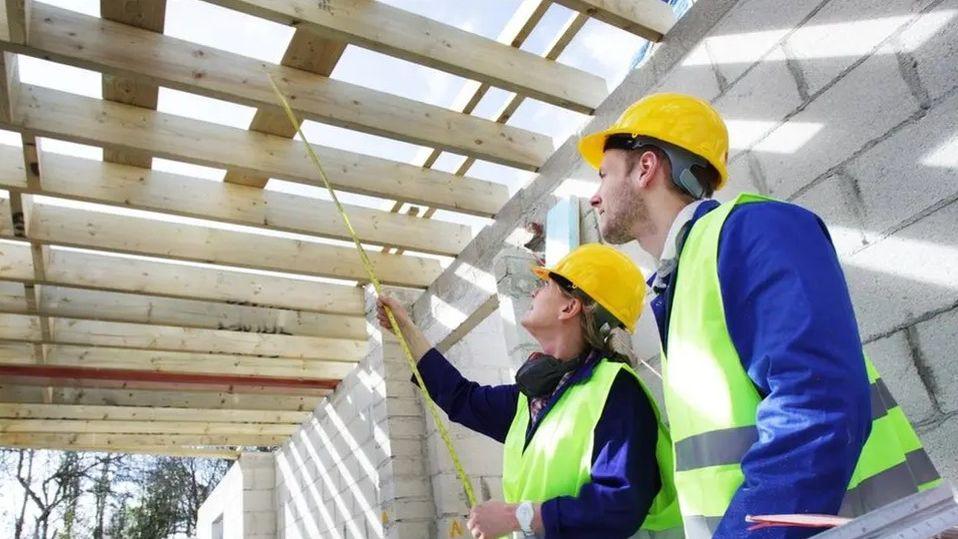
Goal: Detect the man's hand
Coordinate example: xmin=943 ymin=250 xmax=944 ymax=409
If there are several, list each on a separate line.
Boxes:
xmin=467 ymin=501 xmax=520 ymax=539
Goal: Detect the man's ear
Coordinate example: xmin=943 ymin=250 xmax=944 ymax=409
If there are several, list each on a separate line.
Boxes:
xmin=633 ymin=150 xmax=661 ymax=189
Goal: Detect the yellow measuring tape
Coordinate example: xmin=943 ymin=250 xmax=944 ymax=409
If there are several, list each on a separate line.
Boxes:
xmin=266 ymin=74 xmax=478 ymax=509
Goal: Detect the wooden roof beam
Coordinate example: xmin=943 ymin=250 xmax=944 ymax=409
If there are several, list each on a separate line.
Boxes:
xmin=225 ymin=29 xmax=346 ymax=187
xmin=0 ymin=384 xmax=326 ymax=410
xmin=0 ymin=364 xmax=338 ymax=395
xmin=0 ymin=241 xmax=367 ymax=315
xmin=205 ymin=0 xmax=607 ymax=113
xmin=7 ymin=3 xmax=552 ymax=171
xmin=2 ymin=84 xmax=508 ymax=216
xmin=552 ymin=0 xmax=675 ymax=42
xmin=0 ymin=403 xmax=310 ymax=424
xmin=99 ymin=0 xmax=168 ymax=167
xmin=0 ymin=342 xmax=359 ymax=379
xmin=18 ymin=197 xmax=442 ymax=288
xmin=0 ymin=145 xmax=472 ymax=256
xmin=0 ymin=313 xmax=366 ymax=360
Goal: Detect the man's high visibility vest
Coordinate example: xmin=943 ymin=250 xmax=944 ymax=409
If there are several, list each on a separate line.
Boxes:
xmin=503 ymin=359 xmax=683 ymax=534
xmin=663 ymin=192 xmax=941 ymax=538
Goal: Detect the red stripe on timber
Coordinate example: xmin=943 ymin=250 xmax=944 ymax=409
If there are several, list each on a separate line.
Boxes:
xmin=0 ymin=365 xmax=340 ymax=390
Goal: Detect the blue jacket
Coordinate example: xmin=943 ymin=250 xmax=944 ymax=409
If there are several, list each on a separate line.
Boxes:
xmin=415 ymin=348 xmax=660 ymax=537
xmin=650 ymin=199 xmax=872 ymax=538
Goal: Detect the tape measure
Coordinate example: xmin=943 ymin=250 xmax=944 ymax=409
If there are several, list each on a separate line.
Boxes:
xmin=267 ymin=74 xmax=478 ymax=509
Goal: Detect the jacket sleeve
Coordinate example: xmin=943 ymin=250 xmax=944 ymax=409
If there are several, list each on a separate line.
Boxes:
xmin=540 ymin=371 xmax=661 ymax=538
xmin=413 ymin=347 xmax=519 ymax=443
xmin=712 ymin=202 xmax=872 ymax=539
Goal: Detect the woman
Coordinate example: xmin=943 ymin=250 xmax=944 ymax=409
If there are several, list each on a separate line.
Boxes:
xmin=377 ymin=244 xmax=680 ymax=538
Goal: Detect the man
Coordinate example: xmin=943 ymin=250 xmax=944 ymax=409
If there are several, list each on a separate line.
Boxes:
xmin=579 ymin=93 xmax=941 ymax=538
xmin=377 ymin=244 xmax=681 ymax=538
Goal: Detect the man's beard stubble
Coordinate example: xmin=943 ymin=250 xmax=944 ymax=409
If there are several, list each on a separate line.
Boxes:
xmin=599 ymin=185 xmax=648 ymax=245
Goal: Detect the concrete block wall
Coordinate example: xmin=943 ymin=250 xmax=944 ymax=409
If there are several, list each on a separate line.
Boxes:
xmin=421 ymin=310 xmax=513 ymax=538
xmin=273 ymin=287 xmax=438 ymax=539
xmin=196 ymin=452 xmax=276 ymax=539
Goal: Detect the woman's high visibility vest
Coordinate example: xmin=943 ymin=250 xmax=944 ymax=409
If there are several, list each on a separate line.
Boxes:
xmin=663 ymin=192 xmax=941 ymax=538
xmin=502 ymin=359 xmax=683 ymax=534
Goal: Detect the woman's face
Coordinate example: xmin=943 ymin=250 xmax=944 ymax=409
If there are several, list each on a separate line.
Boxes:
xmin=521 ymin=279 xmax=573 ymax=334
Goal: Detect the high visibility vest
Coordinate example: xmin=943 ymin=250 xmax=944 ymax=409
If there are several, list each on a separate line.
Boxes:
xmin=662 ymin=192 xmax=941 ymax=538
xmin=503 ymin=359 xmax=683 ymax=534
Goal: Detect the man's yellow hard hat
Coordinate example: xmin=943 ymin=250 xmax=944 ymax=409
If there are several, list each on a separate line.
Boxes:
xmin=578 ymin=93 xmax=730 ymax=190
xmin=532 ymin=243 xmax=645 ymax=333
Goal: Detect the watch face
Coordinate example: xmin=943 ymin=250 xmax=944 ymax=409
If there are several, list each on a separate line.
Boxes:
xmin=517 ymin=502 xmax=534 ymax=527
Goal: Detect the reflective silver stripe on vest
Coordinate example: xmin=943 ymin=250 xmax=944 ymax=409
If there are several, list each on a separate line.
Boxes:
xmin=683 ymin=515 xmax=723 ymax=539
xmin=870 ymin=378 xmax=897 ymax=420
xmin=674 ymin=425 xmax=758 ymax=471
xmin=906 ymin=448 xmax=941 ymax=485
xmin=838 ymin=448 xmax=939 ymax=517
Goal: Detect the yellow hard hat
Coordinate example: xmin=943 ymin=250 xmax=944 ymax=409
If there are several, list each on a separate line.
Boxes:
xmin=578 ymin=93 xmax=730 ymax=190
xmin=532 ymin=243 xmax=645 ymax=333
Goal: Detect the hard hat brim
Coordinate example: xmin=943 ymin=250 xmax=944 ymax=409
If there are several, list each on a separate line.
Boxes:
xmin=578 ymin=128 xmax=636 ymax=170
xmin=531 ymin=266 xmax=550 ymax=280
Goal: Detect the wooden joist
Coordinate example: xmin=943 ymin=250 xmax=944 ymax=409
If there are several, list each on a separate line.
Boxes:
xmin=0 ymin=432 xmax=289 ymax=447
xmin=8 ymin=4 xmax=552 ymax=171
xmin=0 ymin=402 xmax=310 ymax=424
xmin=29 ymin=286 xmax=366 ymax=340
xmin=0 ymin=313 xmax=366 ymax=360
xmin=100 ymin=0 xmax=167 ymax=167
xmin=20 ymin=198 xmax=442 ymax=288
xmin=225 ymin=29 xmax=346 ymax=186
xmin=0 ymin=419 xmax=299 ymax=435
xmin=0 ymin=384 xmax=325 ymax=410
xmin=204 ymin=0 xmax=607 ymax=113
xmin=552 ymin=0 xmax=675 ymax=41
xmin=0 ymin=437 xmax=244 ymax=458
xmin=0 ymin=342 xmax=358 ymax=379
xmin=1 ymin=0 xmax=30 ymax=44
xmin=0 ymin=241 xmax=367 ymax=315
xmin=0 ymin=146 xmax=472 ymax=256
xmin=0 ymin=364 xmax=336 ymax=396
xmin=4 ymin=84 xmax=509 ymax=216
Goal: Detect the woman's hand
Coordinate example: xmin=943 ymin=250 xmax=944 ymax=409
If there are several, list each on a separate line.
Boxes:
xmin=375 ymin=294 xmax=432 ymax=360
xmin=376 ymin=295 xmax=412 ymax=335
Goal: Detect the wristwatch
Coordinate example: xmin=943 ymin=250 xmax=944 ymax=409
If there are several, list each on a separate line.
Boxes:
xmin=515 ymin=501 xmax=535 ymax=537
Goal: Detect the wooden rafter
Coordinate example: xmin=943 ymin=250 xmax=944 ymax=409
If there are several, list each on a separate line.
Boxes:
xmin=205 ymin=0 xmax=607 ymax=113
xmin=0 ymin=403 xmax=310 ymax=424
xmin=552 ymin=0 xmax=675 ymax=41
xmin=0 ymin=314 xmax=366 ymax=360
xmin=224 ymin=30 xmax=344 ymax=187
xmin=0 ymin=242 xmax=366 ymax=315
xmin=0 ymin=342 xmax=357 ymax=379
xmin=0 ymin=145 xmax=472 ymax=256
xmin=4 ymin=84 xmax=509 ymax=216
xmin=16 ymin=199 xmax=443 ymax=288
xmin=0 ymin=384 xmax=325 ymax=411
xmin=5 ymin=4 xmax=553 ymax=172
xmin=100 ymin=0 xmax=167 ymax=167
xmin=386 ymin=4 xmax=591 ymax=255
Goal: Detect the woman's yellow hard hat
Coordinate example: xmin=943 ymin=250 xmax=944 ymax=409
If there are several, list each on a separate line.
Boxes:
xmin=532 ymin=243 xmax=645 ymax=333
xmin=578 ymin=93 xmax=730 ymax=190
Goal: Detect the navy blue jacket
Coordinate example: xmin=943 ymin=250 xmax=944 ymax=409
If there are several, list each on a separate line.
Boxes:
xmin=650 ymin=199 xmax=872 ymax=538
xmin=415 ymin=348 xmax=660 ymax=537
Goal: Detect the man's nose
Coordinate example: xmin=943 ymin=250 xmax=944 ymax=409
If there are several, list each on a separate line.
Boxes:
xmin=590 ymin=192 xmax=601 ymax=208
